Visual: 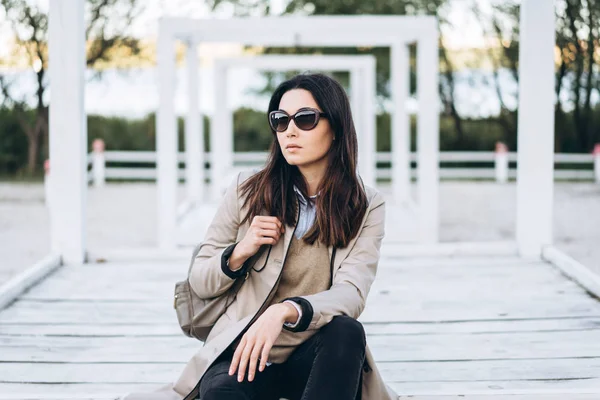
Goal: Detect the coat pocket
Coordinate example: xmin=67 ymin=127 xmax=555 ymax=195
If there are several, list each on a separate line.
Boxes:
xmin=174 ymin=277 xmax=245 ymax=342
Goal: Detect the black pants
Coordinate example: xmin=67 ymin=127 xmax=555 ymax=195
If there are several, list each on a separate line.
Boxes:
xmin=198 ymin=315 xmax=366 ymax=400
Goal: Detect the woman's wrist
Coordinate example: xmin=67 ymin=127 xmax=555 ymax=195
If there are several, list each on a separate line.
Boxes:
xmin=228 ymin=244 xmax=250 ymax=271
xmin=278 ymin=302 xmax=299 ymax=324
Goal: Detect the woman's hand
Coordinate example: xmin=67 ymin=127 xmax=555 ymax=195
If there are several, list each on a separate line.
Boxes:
xmin=228 ymin=303 xmax=290 ymax=382
xmin=233 ymin=216 xmax=285 ymax=264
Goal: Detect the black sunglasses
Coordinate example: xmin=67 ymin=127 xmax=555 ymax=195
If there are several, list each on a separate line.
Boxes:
xmin=268 ymin=107 xmax=327 ymax=132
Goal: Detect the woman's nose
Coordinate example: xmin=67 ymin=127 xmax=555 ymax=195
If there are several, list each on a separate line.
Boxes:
xmin=285 ymin=120 xmax=299 ymax=137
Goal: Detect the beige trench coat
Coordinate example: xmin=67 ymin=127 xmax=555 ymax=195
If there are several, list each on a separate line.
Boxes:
xmin=121 ymin=170 xmax=398 ymax=400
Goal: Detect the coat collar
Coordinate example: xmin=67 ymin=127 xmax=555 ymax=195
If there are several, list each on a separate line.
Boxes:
xmin=293 ymin=185 xmax=318 ymax=206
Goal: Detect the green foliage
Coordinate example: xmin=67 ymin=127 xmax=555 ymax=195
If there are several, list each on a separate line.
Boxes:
xmin=87 ymin=113 xmax=212 ymax=153
xmin=1 ymin=104 xmax=598 ymax=178
xmin=0 ymin=0 xmax=145 ymax=176
xmin=87 ymin=114 xmax=156 ymax=151
xmin=0 ymin=106 xmax=29 ymax=175
xmin=233 ymin=107 xmax=273 ymax=151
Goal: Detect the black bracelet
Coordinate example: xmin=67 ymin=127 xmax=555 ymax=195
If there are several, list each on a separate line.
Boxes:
xmin=280 ymin=296 xmax=313 ymax=332
xmin=221 ymin=242 xmax=248 ymax=279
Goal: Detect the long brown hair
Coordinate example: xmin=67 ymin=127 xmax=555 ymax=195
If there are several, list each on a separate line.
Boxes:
xmin=239 ymin=73 xmax=368 ymax=249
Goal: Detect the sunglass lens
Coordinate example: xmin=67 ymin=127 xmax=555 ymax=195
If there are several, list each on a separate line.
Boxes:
xmin=270 ymin=112 xmax=289 ymax=132
xmin=294 ymin=110 xmax=318 ymax=130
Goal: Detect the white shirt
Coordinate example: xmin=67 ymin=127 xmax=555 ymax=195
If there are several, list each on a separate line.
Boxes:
xmin=293 ymin=185 xmax=318 ymax=239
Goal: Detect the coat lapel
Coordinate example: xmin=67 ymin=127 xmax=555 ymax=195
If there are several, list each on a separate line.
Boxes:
xmin=328 ymin=187 xmax=376 ymax=280
xmin=277 ymin=196 xmax=299 ymax=266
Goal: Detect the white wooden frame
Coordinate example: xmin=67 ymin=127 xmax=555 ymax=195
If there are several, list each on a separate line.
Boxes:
xmin=45 ymin=4 xmax=555 ymax=262
xmin=516 ymin=1 xmax=556 ymax=257
xmin=48 ymin=0 xmax=87 ymax=263
xmin=89 ymin=150 xmax=599 ymax=183
xmin=210 ymin=55 xmax=376 ymax=200
xmin=157 ymin=16 xmax=439 ymax=250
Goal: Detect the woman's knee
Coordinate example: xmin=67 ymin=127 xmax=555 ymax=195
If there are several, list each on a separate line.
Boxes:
xmin=202 ymin=386 xmax=250 ymax=400
xmin=200 ymin=373 xmax=251 ymax=400
xmin=322 ymin=315 xmax=366 ymax=348
xmin=199 ymin=362 xmax=249 ymax=400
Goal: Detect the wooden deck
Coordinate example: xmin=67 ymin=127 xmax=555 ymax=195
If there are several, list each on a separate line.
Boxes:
xmin=1 ymin=252 xmax=600 ymax=399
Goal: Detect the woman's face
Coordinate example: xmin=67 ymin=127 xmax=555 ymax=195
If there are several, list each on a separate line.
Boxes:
xmin=275 ymin=89 xmax=334 ymax=169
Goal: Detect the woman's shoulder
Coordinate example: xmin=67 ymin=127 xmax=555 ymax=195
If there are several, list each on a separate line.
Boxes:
xmin=225 ymin=168 xmax=262 ymax=206
xmin=237 ymin=168 xmax=261 ymax=186
xmin=362 ymin=183 xmax=385 ymax=210
xmin=221 ymin=168 xmax=261 ymax=192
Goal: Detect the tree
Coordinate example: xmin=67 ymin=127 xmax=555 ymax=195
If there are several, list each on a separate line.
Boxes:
xmin=479 ymin=0 xmax=600 ymax=153
xmin=0 ymin=0 xmax=144 ymax=175
xmin=469 ymin=1 xmax=519 ymax=150
xmin=557 ymin=0 xmax=600 ymax=152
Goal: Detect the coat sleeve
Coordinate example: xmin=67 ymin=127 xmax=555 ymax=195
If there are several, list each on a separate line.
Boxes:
xmin=188 ymin=172 xmax=251 ymax=299
xmin=281 ymin=192 xmax=385 ymax=332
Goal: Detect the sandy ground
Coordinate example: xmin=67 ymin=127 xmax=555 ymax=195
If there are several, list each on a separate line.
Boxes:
xmin=0 ymin=181 xmax=598 ymax=287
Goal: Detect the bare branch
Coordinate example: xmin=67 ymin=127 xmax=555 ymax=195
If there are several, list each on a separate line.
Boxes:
xmin=85 ymin=0 xmax=144 ymax=68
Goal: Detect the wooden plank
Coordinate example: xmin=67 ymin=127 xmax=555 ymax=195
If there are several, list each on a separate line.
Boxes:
xmin=2 ymin=357 xmax=600 ymax=384
xmin=2 ymin=316 xmax=600 ymax=337
xmin=382 ymin=257 xmax=542 ymax=269
xmin=19 ymin=273 xmax=586 ymax=301
xmin=0 ymin=396 xmax=116 ymax=400
xmin=369 ymin=329 xmax=600 ymax=361
xmin=18 ymin=259 xmax=587 ymax=303
xmin=34 ymin=259 xmax=572 ymax=282
xmin=3 ymin=294 xmax=599 ymax=325
xmin=399 ymin=396 xmax=600 ymax=399
xmin=0 ymin=323 xmax=182 ymax=337
xmin=363 ymin=317 xmax=600 ymax=335
xmin=3 ymin=330 xmax=600 ymax=363
xmin=0 ymin=385 xmax=600 ymax=400
xmin=378 ymin=357 xmax=600 ymax=383
xmin=388 ymin=378 xmax=600 ymax=396
xmin=543 ymin=245 xmax=600 ymax=300
xmin=360 ymin=297 xmax=600 ymax=323
xmin=20 ymin=270 xmax=583 ymax=298
xmin=0 ymin=254 xmax=62 ymax=309
xmin=380 ymin=240 xmax=519 ymax=257
xmin=0 ymin=362 xmax=184 ymax=383
xmin=24 ymin=257 xmax=551 ymax=283
xmin=0 ymin=383 xmax=158 ymax=399
xmin=3 ymin=254 xmax=600 ymax=397
xmin=0 ymin=381 xmax=599 ymax=400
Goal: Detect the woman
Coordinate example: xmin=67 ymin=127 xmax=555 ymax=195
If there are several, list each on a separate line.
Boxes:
xmin=122 ymin=74 xmax=398 ymax=400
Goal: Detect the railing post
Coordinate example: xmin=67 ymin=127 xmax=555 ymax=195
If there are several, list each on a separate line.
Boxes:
xmin=495 ymin=142 xmax=509 ymax=183
xmin=92 ymin=139 xmax=105 ymax=187
xmin=44 ymin=159 xmax=59 ymax=253
xmin=416 ymin=21 xmax=439 ymax=244
xmin=515 ymin=0 xmax=555 ymax=257
xmin=44 ymin=159 xmax=51 ymax=208
xmin=594 ymin=143 xmax=600 ymax=184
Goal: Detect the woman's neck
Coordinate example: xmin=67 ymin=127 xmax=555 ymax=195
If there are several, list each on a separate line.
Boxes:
xmin=298 ymin=164 xmax=326 ymax=197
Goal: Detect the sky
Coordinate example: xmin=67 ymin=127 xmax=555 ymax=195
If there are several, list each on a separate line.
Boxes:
xmin=0 ymin=0 xmax=518 ymax=63
xmin=0 ymin=0 xmax=522 ymax=118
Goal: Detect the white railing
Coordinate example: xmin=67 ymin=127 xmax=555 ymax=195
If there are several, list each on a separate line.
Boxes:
xmin=85 ymin=145 xmax=600 ymax=185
